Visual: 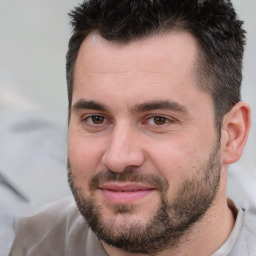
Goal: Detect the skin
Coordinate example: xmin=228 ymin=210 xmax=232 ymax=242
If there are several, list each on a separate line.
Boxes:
xmin=68 ymin=31 xmax=251 ymax=255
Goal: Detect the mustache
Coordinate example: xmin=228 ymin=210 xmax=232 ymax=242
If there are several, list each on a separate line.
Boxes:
xmin=89 ymin=168 xmax=169 ymax=192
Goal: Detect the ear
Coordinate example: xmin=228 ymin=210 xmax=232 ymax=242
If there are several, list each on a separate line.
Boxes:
xmin=221 ymin=101 xmax=251 ymax=165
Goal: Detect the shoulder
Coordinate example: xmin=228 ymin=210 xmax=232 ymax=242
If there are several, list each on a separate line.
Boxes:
xmin=242 ymin=209 xmax=256 ymax=246
xmin=230 ymin=208 xmax=256 ymax=256
xmin=15 ymin=196 xmax=85 ymax=236
xmin=9 ymin=196 xmax=103 ymax=256
xmin=17 ymin=196 xmax=81 ymax=222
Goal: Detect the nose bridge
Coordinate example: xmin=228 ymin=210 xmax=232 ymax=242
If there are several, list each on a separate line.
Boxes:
xmin=102 ymin=121 xmax=144 ymax=172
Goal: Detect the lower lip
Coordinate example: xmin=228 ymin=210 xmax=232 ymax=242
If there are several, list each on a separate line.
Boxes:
xmin=101 ymin=189 xmax=154 ymax=204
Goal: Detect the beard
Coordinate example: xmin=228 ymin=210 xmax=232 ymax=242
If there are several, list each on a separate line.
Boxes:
xmin=68 ymin=140 xmax=221 ymax=254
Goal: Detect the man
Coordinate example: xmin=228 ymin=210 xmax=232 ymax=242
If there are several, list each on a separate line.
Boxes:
xmin=10 ymin=0 xmax=256 ymax=255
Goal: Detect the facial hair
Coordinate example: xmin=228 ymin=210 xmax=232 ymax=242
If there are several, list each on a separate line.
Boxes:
xmin=68 ymin=140 xmax=221 ymax=254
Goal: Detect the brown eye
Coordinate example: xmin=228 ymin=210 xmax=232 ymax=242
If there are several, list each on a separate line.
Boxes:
xmin=91 ymin=115 xmax=105 ymax=124
xmin=153 ymin=116 xmax=167 ymax=125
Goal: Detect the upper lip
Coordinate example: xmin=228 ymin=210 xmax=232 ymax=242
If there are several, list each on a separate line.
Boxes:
xmin=100 ymin=183 xmax=155 ymax=192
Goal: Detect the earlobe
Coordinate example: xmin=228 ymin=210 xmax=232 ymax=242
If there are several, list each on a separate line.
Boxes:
xmin=221 ymin=101 xmax=251 ymax=165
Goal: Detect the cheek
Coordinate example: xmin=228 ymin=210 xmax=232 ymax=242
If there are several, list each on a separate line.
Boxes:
xmin=149 ymin=145 xmax=189 ymax=189
xmin=147 ymin=135 xmax=213 ymax=191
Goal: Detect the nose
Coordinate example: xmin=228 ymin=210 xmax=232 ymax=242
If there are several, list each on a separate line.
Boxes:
xmin=101 ymin=124 xmax=145 ymax=172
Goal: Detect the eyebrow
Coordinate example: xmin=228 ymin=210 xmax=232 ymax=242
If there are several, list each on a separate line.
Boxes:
xmin=133 ymin=100 xmax=188 ymax=114
xmin=72 ymin=99 xmax=188 ymax=114
xmin=72 ymin=99 xmax=109 ymax=112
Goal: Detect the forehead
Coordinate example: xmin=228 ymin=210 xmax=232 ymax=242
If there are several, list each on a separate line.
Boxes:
xmin=75 ymin=31 xmax=199 ymax=77
xmin=72 ymin=31 xmax=213 ymax=113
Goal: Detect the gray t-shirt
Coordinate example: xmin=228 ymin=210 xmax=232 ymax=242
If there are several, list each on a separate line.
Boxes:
xmin=213 ymin=200 xmax=256 ymax=255
xmin=9 ymin=196 xmax=256 ymax=256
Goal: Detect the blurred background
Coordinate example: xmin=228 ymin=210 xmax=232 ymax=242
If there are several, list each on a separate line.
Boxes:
xmin=0 ymin=0 xmax=255 ymax=255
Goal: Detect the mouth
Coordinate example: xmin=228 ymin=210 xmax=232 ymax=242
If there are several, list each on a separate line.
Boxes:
xmin=99 ymin=183 xmax=156 ymax=204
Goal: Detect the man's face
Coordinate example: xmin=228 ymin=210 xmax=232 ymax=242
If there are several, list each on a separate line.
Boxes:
xmin=68 ymin=32 xmax=222 ymax=253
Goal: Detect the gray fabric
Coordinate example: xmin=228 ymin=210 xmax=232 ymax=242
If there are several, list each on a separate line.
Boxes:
xmin=9 ymin=196 xmax=256 ymax=256
xmin=9 ymin=197 xmax=107 ymax=256
xmin=228 ymin=207 xmax=256 ymax=256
